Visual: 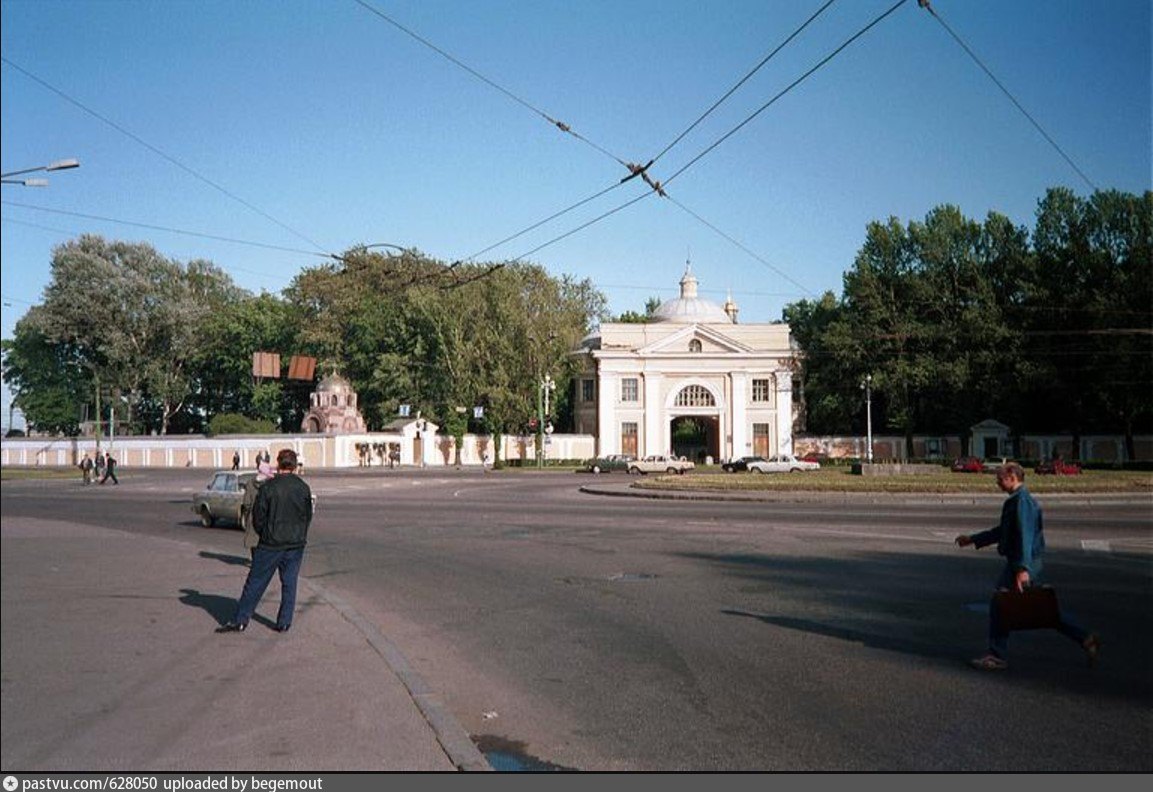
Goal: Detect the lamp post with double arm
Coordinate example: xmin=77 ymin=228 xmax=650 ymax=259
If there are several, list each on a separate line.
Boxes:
xmin=1 ymin=158 xmax=79 ymax=186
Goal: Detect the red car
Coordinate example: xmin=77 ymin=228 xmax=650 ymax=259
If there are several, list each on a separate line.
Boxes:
xmin=951 ymin=456 xmax=984 ymax=473
xmin=1035 ymin=459 xmax=1082 ymax=476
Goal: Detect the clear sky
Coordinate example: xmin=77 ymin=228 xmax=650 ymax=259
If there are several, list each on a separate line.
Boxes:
xmin=2 ymin=0 xmax=1150 ymax=428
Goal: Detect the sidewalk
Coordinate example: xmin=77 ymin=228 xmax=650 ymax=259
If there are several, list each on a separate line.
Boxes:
xmin=0 ymin=517 xmax=488 ymax=772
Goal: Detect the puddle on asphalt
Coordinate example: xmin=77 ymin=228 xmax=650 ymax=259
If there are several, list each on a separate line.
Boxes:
xmin=473 ymin=735 xmax=575 ymax=772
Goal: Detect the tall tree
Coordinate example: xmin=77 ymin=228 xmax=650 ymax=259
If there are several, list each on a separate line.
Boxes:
xmin=19 ymin=236 xmax=244 ymax=435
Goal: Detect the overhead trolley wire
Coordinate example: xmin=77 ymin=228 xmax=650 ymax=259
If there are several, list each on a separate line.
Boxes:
xmin=648 ymin=0 xmax=839 ymax=169
xmin=0 ymin=55 xmax=334 ymax=255
xmin=350 ymin=0 xmax=631 ymax=170
xmin=915 ymin=0 xmax=1098 ymax=192
xmin=458 ymin=180 xmax=627 ymax=263
xmin=667 ymin=196 xmax=816 ymax=297
xmin=1 ymin=201 xmax=325 ymax=258
xmin=493 ymin=0 xmax=909 ymax=274
xmin=661 ymin=0 xmax=911 ymax=191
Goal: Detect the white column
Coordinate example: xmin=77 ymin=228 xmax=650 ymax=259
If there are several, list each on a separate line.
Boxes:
xmin=775 ymin=371 xmax=793 ymax=455
xmin=643 ymin=372 xmax=664 ymax=456
xmin=730 ymin=372 xmax=748 ymax=460
xmin=598 ymin=372 xmax=619 ymax=455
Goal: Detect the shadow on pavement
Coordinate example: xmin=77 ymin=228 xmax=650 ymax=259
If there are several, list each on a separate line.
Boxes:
xmin=178 ymin=587 xmax=237 ymax=625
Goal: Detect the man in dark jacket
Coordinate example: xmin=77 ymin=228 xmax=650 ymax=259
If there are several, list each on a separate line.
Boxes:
xmin=956 ymin=462 xmax=1098 ymax=670
xmin=217 ymin=448 xmax=313 ymax=634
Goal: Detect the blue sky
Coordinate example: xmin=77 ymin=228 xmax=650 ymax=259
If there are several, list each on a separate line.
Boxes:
xmin=2 ymin=0 xmax=1150 ymax=427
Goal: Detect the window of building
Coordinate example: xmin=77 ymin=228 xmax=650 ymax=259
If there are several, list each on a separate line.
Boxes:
xmin=581 ymin=379 xmax=595 ymax=402
xmin=689 ymin=339 xmax=703 ymax=353
xmin=621 ymin=422 xmax=638 ymax=456
xmin=621 ymin=378 xmax=638 ymax=402
xmin=674 ymin=385 xmax=715 ymax=407
xmin=752 ymin=378 xmax=772 ymax=403
xmin=753 ymin=423 xmax=771 ymax=457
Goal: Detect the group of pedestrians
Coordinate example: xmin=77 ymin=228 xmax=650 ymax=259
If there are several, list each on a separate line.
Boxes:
xmin=232 ymin=449 xmax=271 ymax=470
xmin=78 ymin=451 xmax=118 ymax=485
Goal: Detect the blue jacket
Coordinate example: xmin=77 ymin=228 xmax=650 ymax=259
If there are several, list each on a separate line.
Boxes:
xmin=970 ymin=486 xmax=1045 ymax=577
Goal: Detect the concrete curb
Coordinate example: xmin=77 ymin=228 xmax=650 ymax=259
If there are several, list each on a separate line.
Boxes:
xmin=579 ymin=482 xmax=1153 ymax=506
xmin=303 ymin=579 xmax=491 ymax=772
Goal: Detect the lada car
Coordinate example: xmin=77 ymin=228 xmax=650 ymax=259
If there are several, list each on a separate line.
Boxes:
xmin=747 ymin=454 xmax=820 ymax=473
xmin=191 ymin=470 xmax=257 ymax=527
xmin=584 ymin=454 xmax=636 ymax=474
xmin=627 ymin=455 xmax=696 ymax=475
xmin=721 ymin=456 xmax=765 ymax=473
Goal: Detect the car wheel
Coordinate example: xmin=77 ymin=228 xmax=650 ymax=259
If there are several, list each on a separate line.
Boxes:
xmin=591 ymin=465 xmax=602 ymax=474
xmin=199 ymin=506 xmax=215 ymax=528
xmin=629 ymin=466 xmax=641 ymax=475
xmin=753 ymin=468 xmax=766 ymax=474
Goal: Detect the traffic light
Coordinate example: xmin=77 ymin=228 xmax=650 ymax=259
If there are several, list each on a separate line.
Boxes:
xmin=528 ymin=417 xmax=539 ymax=432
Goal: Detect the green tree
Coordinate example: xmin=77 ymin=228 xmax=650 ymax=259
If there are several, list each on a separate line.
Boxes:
xmin=188 ymin=292 xmax=298 ymax=429
xmin=25 ymin=236 xmax=244 ymax=435
xmin=1 ymin=307 xmax=89 ymax=435
xmin=615 ymin=297 xmax=662 ymax=323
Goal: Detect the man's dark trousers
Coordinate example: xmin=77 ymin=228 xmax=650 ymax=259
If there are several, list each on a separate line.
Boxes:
xmin=234 ymin=546 xmax=304 ymax=630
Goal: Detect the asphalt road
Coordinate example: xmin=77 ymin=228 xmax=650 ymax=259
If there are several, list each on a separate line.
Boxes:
xmin=3 ymin=468 xmax=1150 ymax=771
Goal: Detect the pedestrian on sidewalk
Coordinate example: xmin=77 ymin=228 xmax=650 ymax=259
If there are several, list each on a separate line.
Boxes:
xmin=231 ymin=451 xmax=241 ymax=471
xmin=217 ymin=448 xmax=313 ymax=634
xmin=99 ymin=452 xmax=119 ymax=485
xmin=79 ymin=453 xmax=94 ymax=485
xmin=241 ymin=459 xmax=278 ymax=561
xmin=955 ymin=461 xmax=1099 ymax=671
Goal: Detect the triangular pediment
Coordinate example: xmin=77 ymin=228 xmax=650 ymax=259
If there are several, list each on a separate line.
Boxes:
xmin=636 ymin=324 xmax=754 ymax=355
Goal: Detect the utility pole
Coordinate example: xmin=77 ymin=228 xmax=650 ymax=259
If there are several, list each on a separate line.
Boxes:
xmin=94 ymin=374 xmax=102 ymax=452
xmin=861 ymin=374 xmax=873 ymax=463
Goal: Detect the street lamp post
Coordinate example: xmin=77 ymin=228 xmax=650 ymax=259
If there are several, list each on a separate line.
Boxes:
xmin=1 ymin=158 xmax=80 ymax=186
xmin=537 ymin=374 xmax=555 ymax=468
xmin=860 ymin=374 xmax=873 ymax=463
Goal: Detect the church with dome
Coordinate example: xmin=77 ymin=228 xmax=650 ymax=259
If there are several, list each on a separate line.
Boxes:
xmin=573 ymin=264 xmax=798 ymax=463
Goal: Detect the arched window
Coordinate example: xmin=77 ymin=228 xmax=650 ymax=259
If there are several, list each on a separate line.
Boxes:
xmin=689 ymin=339 xmax=703 ymax=353
xmin=674 ymin=385 xmax=715 ymax=407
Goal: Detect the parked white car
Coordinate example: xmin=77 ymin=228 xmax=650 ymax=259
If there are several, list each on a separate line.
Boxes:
xmin=747 ymin=454 xmax=820 ymax=474
xmin=627 ymin=455 xmax=696 ymax=475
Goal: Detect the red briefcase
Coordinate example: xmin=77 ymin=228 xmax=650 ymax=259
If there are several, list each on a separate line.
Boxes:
xmin=994 ymin=585 xmax=1061 ymax=631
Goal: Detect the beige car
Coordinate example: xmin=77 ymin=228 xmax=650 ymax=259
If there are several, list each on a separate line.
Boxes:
xmin=191 ymin=470 xmax=256 ymax=527
xmin=627 ymin=455 xmax=696 ymax=475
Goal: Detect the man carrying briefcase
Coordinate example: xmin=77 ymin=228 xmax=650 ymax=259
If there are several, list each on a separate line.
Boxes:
xmin=956 ymin=461 xmax=1099 ymax=671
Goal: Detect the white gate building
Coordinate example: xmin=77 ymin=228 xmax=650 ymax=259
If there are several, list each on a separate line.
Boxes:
xmin=573 ymin=265 xmax=798 ymax=463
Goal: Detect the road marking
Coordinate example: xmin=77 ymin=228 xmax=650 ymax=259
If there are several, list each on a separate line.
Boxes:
xmin=1080 ymin=539 xmax=1111 ymax=552
xmin=776 ymin=526 xmax=950 ymax=544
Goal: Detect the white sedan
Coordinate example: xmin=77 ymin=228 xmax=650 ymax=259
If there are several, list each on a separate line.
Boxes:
xmin=627 ymin=455 xmax=696 ymax=475
xmin=747 ymin=454 xmax=820 ymax=474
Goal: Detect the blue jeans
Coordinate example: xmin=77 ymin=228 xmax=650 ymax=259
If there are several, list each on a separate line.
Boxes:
xmin=988 ymin=563 xmax=1089 ymax=658
xmin=233 ymin=546 xmax=304 ymax=629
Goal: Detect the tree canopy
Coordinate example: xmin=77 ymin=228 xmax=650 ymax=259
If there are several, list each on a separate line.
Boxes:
xmin=3 ymin=238 xmax=606 ymax=439
xmin=786 ymin=188 xmax=1152 ymax=458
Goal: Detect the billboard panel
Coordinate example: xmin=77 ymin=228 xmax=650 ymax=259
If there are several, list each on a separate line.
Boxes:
xmin=287 ymin=355 xmax=317 ymax=381
xmin=251 ymin=351 xmax=281 ymax=379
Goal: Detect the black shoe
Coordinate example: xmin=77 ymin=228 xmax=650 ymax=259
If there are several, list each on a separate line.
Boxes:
xmin=215 ymin=622 xmax=247 ymax=633
xmin=276 ymin=624 xmax=291 ymax=633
